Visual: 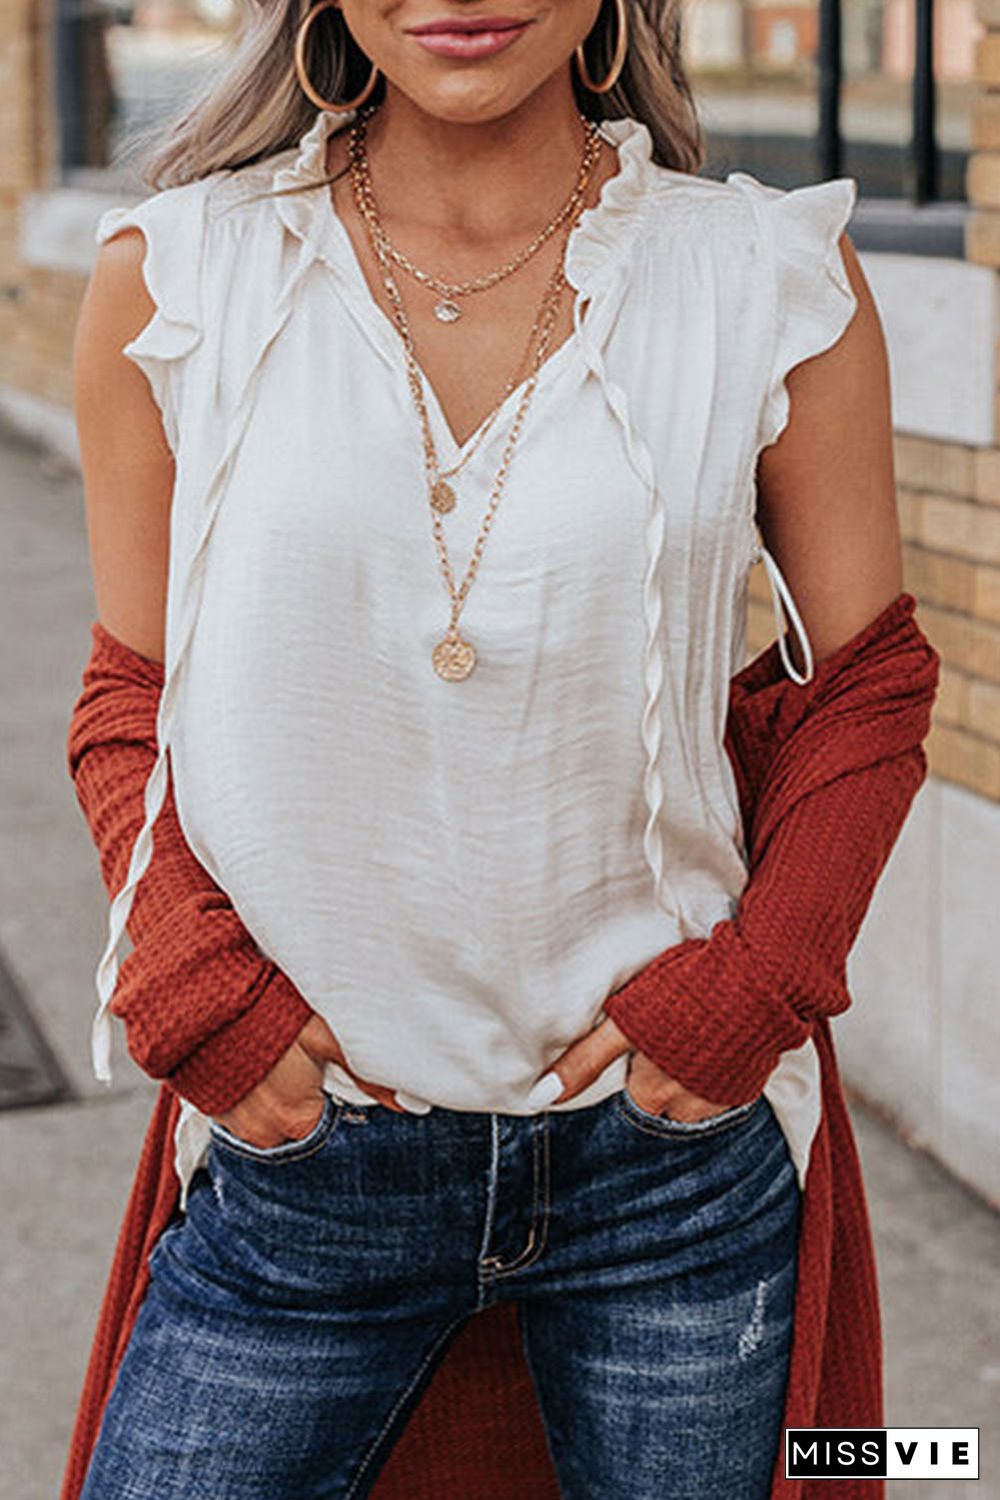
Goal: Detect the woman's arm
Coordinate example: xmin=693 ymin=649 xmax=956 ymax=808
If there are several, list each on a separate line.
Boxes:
xmin=755 ymin=231 xmax=903 ymax=670
xmin=69 ymin=234 xmax=405 ymax=1137
xmin=73 ymin=225 xmax=173 ymax=663
xmin=66 ymin=624 xmax=315 ymax=1115
xmin=70 ymin=234 xmax=317 ymax=1124
xmin=537 ymin=594 xmax=937 ymax=1114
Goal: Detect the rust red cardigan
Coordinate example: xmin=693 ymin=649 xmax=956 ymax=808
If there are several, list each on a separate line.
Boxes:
xmin=61 ymin=590 xmax=939 ymax=1500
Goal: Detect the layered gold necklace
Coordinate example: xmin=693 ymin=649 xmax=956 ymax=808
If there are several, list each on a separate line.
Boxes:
xmin=349 ymin=103 xmax=603 ymax=325
xmin=347 ymin=106 xmax=602 ymax=681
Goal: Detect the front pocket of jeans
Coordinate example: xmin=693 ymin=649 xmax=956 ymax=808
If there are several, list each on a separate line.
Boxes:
xmin=208 ymin=1090 xmax=341 ymax=1164
xmin=616 ymin=1086 xmax=764 ymax=1139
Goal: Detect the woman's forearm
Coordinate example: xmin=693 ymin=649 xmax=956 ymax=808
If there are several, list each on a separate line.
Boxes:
xmin=66 ymin=620 xmax=312 ymax=1115
xmin=603 ymin=593 xmax=939 ymax=1108
xmin=602 ymin=745 xmax=926 ymax=1106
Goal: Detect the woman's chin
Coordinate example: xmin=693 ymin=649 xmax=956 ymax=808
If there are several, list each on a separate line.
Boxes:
xmin=382 ymin=60 xmax=553 ymax=128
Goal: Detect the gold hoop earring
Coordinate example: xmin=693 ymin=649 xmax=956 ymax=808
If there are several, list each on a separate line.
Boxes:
xmin=574 ymin=0 xmax=628 ymax=94
xmin=294 ymin=0 xmax=380 ymax=114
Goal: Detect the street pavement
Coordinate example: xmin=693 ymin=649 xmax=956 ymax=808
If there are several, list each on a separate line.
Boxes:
xmin=1 ymin=423 xmax=997 ymax=1497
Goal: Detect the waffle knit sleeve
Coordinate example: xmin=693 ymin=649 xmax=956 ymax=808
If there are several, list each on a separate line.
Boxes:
xmin=602 ymin=593 xmax=940 ymax=1108
xmin=66 ymin=620 xmax=314 ymax=1116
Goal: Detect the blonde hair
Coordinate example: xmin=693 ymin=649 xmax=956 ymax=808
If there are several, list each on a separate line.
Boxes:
xmin=134 ymin=0 xmax=704 ymax=193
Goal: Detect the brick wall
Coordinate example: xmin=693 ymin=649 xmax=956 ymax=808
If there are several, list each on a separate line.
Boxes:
xmin=749 ymin=427 xmax=1000 ymax=802
xmin=0 ymin=0 xmax=79 ymax=411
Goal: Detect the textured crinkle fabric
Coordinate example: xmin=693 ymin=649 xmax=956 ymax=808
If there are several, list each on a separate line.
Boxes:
xmin=62 ymin=593 xmax=938 ymax=1500
xmin=82 ymin=109 xmax=865 ymax=1213
xmin=727 ymin=171 xmax=860 ymax=457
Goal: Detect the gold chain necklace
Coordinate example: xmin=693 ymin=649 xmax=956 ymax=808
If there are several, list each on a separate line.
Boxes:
xmin=432 ymin=279 xmax=572 ymax=498
xmin=349 ymin=103 xmax=602 ymax=325
xmin=348 ymin=137 xmax=588 ymax=679
xmin=346 ymin=116 xmax=600 ymax=516
xmin=430 ymin=264 xmax=569 ymax=679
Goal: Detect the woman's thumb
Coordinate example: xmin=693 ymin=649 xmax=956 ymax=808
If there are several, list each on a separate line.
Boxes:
xmin=296 ymin=1012 xmax=344 ymax=1063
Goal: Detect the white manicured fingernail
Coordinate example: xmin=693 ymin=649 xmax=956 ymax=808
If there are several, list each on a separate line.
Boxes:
xmin=527 ymin=1072 xmax=564 ymax=1109
xmin=394 ymin=1091 xmax=432 ymax=1114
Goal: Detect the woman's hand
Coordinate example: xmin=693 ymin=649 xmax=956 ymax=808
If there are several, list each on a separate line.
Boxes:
xmin=528 ymin=1016 xmax=741 ymax=1123
xmin=210 ymin=1013 xmax=406 ymax=1148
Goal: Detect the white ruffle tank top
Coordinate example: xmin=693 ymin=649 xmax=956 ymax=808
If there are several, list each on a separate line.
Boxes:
xmin=91 ymin=107 xmax=858 ymax=1210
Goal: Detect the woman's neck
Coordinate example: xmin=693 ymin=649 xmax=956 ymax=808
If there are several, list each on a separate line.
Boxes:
xmin=358 ymin=76 xmax=606 ymax=245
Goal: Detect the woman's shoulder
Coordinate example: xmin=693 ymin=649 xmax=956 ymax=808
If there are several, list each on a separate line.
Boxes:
xmin=650 ymin=165 xmax=860 ymax=453
xmin=641 ymin=159 xmax=757 ymax=224
xmin=88 ymin=151 xmax=305 ymax=450
xmin=203 ymin=148 xmax=299 ymax=224
xmin=633 ymin=161 xmax=858 ymax=359
xmin=94 ymin=174 xmax=210 ymax=255
xmin=91 ymin=149 xmax=301 ymax=332
xmin=94 ymin=147 xmax=300 ymax=254
xmin=640 ymin=159 xmax=857 ymax=255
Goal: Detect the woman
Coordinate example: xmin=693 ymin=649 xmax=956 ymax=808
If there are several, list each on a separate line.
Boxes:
xmin=67 ymin=0 xmax=936 ymax=1496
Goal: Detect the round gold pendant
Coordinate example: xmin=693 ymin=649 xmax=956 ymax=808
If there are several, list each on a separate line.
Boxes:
xmin=431 ymin=479 xmax=456 ymax=513
xmin=432 ymin=633 xmax=477 ymax=681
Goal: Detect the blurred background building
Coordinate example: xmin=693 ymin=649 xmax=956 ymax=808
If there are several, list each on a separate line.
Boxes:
xmin=1 ymin=0 xmax=998 ymax=1205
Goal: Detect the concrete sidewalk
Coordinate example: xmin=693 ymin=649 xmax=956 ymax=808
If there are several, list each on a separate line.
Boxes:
xmin=1 ymin=425 xmax=997 ymax=1498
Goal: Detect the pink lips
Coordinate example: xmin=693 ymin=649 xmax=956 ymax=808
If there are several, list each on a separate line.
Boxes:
xmin=406 ymin=14 xmax=533 ymax=59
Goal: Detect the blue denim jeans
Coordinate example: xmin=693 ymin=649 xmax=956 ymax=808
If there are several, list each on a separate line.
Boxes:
xmin=80 ymin=1085 xmax=801 ymax=1500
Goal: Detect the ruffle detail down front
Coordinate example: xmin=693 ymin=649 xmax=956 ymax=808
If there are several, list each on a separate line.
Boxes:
xmin=563 ymin=117 xmax=705 ymax=942
xmin=87 ymin=163 xmax=325 ymax=1091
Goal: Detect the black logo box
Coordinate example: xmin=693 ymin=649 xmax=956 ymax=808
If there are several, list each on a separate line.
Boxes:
xmin=785 ymin=1428 xmax=979 ymax=1480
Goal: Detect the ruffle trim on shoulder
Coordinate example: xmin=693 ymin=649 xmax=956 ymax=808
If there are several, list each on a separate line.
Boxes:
xmin=268 ymin=106 xmax=355 ymax=252
xmin=728 ymin=171 xmax=858 ymax=456
xmin=563 ymin=116 xmax=660 ymax=295
xmin=94 ymin=184 xmax=208 ymax=454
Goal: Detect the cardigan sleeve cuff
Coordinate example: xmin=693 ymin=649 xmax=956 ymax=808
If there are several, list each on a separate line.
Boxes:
xmin=167 ymin=969 xmax=315 ymax=1117
xmin=601 ymin=929 xmax=815 ymax=1107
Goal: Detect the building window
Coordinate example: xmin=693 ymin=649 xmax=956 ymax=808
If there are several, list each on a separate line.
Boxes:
xmin=54 ymin=0 xmax=235 ymax=190
xmin=684 ymin=0 xmax=981 ymax=207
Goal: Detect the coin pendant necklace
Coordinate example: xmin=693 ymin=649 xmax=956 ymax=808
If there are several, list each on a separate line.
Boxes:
xmin=353 ymin=195 xmax=573 ymax=680
xmin=348 ymin=111 xmax=600 ymax=526
xmin=429 ymin=267 xmax=569 ymax=679
xmin=347 ymin=111 xmax=592 ymax=680
xmin=429 ymin=263 xmax=569 ymax=678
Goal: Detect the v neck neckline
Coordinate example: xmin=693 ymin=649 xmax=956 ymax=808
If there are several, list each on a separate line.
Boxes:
xmin=416 ymin=324 xmax=580 ymax=466
xmin=315 ymin=168 xmax=585 ymax=464
xmin=322 ymin=188 xmax=584 ymax=462
xmin=271 ymin=106 xmax=658 ymax=460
